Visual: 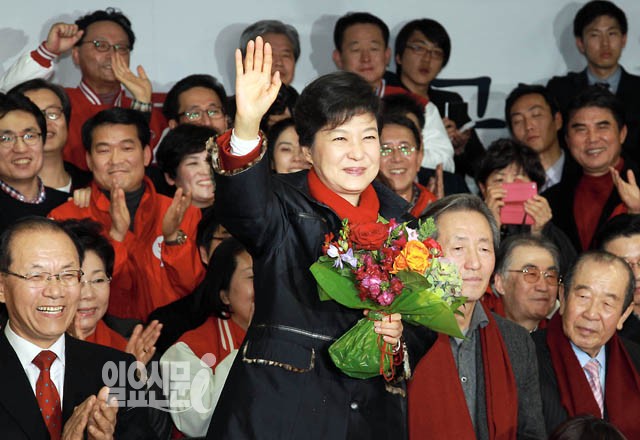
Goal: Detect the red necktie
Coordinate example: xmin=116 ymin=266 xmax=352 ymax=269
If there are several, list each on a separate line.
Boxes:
xmin=32 ymin=350 xmax=62 ymax=440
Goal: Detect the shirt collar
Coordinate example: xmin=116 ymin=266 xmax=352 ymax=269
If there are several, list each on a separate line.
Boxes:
xmin=4 ymin=321 xmax=66 ymax=370
xmin=542 ymin=150 xmax=566 ymax=191
xmin=586 ymin=66 xmax=622 ymax=94
xmin=570 ymin=340 xmax=606 ymax=370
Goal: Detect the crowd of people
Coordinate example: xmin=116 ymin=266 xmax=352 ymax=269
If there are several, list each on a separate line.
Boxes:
xmin=0 ymin=1 xmax=639 ymax=439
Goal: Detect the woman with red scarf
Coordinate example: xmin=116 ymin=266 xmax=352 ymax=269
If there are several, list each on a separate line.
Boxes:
xmin=204 ymin=38 xmax=435 ymax=439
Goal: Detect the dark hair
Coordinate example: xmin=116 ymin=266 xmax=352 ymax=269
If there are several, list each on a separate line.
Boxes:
xmin=566 ymin=86 xmax=625 ymax=133
xmin=395 ymin=18 xmax=451 ymax=76
xmin=75 ymin=8 xmax=135 ymax=50
xmin=266 ymin=118 xmax=297 ymax=166
xmin=505 ymin=83 xmax=560 ymax=131
xmin=597 ymin=214 xmax=640 ymax=249
xmin=422 ymin=194 xmax=501 ymax=251
xmin=476 ymin=138 xmax=546 ymax=189
xmin=381 ymin=93 xmax=426 ymax=130
xmin=0 ymin=92 xmax=47 ymax=140
xmin=155 ymin=124 xmax=216 ymax=179
xmin=333 ymin=12 xmax=389 ymax=51
xmin=81 ymin=107 xmax=150 ymax=151
xmin=201 ymin=237 xmax=248 ymax=319
xmin=259 ymin=83 xmax=298 ymax=134
xmin=573 ymin=0 xmax=627 ymax=37
xmin=380 ymin=113 xmax=422 ymax=151
xmin=549 ymin=414 xmax=627 ymax=440
xmin=240 ymin=20 xmax=301 ymax=61
xmin=0 ymin=217 xmax=83 ymax=272
xmin=196 ymin=208 xmax=224 ymax=253
xmin=294 ymin=71 xmax=380 ymax=147
xmin=162 ymin=74 xmax=228 ymax=123
xmin=563 ymin=251 xmax=634 ymax=311
xmin=9 ymin=79 xmax=71 ymax=126
xmin=59 ymin=219 xmax=114 ymax=277
xmin=494 ymin=233 xmax=561 ymax=278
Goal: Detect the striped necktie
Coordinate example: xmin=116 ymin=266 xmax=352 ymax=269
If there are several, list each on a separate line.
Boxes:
xmin=584 ymin=358 xmax=604 ymax=417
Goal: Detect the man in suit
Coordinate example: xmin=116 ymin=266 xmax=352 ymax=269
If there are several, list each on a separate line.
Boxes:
xmin=532 ymin=251 xmax=640 ymax=438
xmin=0 ymin=216 xmax=152 ymax=438
xmin=547 ymin=0 xmax=640 ymax=163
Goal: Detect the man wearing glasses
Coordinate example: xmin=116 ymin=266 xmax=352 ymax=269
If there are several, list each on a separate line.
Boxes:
xmin=493 ymin=234 xmax=562 ymax=332
xmin=0 ymin=8 xmax=166 ymax=171
xmin=0 ymin=93 xmax=68 ymax=234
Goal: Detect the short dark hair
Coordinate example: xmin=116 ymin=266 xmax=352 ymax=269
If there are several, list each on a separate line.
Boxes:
xmin=81 ymin=107 xmax=150 ymax=151
xmin=0 ymin=217 xmax=83 ymax=272
xmin=294 ymin=71 xmax=380 ymax=147
xmin=59 ymin=219 xmax=114 ymax=277
xmin=573 ymin=0 xmax=627 ymax=38
xmin=196 ymin=208 xmax=224 ymax=253
xmin=0 ymin=92 xmax=47 ymax=140
xmin=380 ymin=113 xmax=422 ymax=151
xmin=202 ymin=237 xmax=248 ymax=319
xmin=566 ymin=86 xmax=625 ymax=134
xmin=494 ymin=233 xmax=561 ymax=278
xmin=422 ymin=194 xmax=501 ymax=251
xmin=381 ymin=93 xmax=426 ymax=130
xmin=155 ymin=124 xmax=216 ymax=179
xmin=476 ymin=138 xmax=546 ymax=189
xmin=333 ymin=12 xmax=389 ymax=51
xmin=240 ymin=20 xmax=301 ymax=61
xmin=260 ymin=84 xmax=299 ymax=134
xmin=162 ymin=74 xmax=228 ymax=123
xmin=563 ymin=251 xmax=634 ymax=311
xmin=549 ymin=414 xmax=626 ymax=440
xmin=75 ymin=8 xmax=135 ymax=50
xmin=596 ymin=213 xmax=640 ymax=249
xmin=395 ymin=19 xmax=451 ymax=75
xmin=266 ymin=117 xmax=297 ymax=166
xmin=9 ymin=79 xmax=71 ymax=126
xmin=504 ymin=83 xmax=560 ymax=132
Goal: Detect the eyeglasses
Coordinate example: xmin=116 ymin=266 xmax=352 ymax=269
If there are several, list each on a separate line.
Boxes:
xmin=0 ymin=132 xmax=42 ymax=148
xmin=82 ymin=276 xmax=112 ymax=290
xmin=3 ymin=269 xmax=84 ymax=288
xmin=507 ymin=267 xmax=561 ymax=286
xmin=81 ymin=40 xmax=131 ymax=54
xmin=42 ymin=107 xmax=63 ymax=121
xmin=380 ymin=143 xmax=417 ymax=157
xmin=178 ymin=107 xmax=225 ymax=121
xmin=405 ymin=43 xmax=444 ymax=60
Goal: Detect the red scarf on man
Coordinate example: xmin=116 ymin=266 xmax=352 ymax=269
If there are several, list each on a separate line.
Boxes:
xmin=307 ymin=168 xmax=380 ymax=224
xmin=545 ymin=314 xmax=640 ymax=438
xmin=409 ymin=183 xmax=436 ymax=218
xmin=408 ymin=302 xmax=519 ymax=439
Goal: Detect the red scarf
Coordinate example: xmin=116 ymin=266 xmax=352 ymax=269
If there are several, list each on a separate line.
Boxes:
xmin=307 ymin=168 xmax=380 ymax=224
xmin=408 ymin=302 xmax=519 ymax=439
xmin=546 ymin=314 xmax=640 ymax=438
xmin=84 ymin=320 xmax=128 ymax=352
xmin=409 ymin=183 xmax=436 ymax=218
xmin=179 ymin=316 xmax=246 ymax=371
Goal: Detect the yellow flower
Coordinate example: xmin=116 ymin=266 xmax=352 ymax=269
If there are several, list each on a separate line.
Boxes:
xmin=392 ymin=240 xmax=431 ymax=274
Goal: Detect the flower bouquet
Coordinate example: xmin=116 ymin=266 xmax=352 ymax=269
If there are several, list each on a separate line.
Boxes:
xmin=310 ymin=217 xmax=465 ymax=381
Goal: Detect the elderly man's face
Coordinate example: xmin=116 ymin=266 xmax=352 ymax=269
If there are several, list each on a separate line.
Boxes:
xmin=603 ymin=234 xmax=640 ymax=314
xmin=0 ymin=229 xmax=81 ymax=348
xmin=263 ymin=32 xmax=296 ymax=86
xmin=561 ymin=258 xmax=633 ymax=357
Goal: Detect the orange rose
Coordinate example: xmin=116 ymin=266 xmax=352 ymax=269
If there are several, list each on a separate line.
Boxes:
xmin=393 ymin=240 xmax=431 ymax=274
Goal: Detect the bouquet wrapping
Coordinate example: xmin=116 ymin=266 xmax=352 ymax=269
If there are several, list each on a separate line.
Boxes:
xmin=310 ymin=217 xmax=465 ymax=380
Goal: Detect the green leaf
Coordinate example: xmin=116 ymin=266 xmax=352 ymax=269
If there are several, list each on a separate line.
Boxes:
xmin=309 ymin=261 xmax=376 ymax=309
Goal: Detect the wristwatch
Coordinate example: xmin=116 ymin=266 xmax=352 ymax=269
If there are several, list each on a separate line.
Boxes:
xmin=164 ymin=229 xmax=187 ymax=246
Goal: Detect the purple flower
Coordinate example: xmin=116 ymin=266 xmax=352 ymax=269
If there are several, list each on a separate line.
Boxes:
xmin=377 ymin=291 xmax=395 ymax=306
xmin=340 ymin=248 xmax=358 ymax=268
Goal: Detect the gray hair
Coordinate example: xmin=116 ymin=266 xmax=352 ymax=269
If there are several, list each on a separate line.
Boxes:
xmin=495 ymin=233 xmax=561 ymax=278
xmin=239 ymin=20 xmax=300 ymax=61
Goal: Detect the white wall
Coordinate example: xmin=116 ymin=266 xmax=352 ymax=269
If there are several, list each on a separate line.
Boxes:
xmin=2 ymin=0 xmax=640 ymax=143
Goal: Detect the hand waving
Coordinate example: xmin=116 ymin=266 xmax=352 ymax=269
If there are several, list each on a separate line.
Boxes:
xmin=112 ymin=51 xmax=152 ymax=103
xmin=45 ymin=23 xmax=84 ymax=54
xmin=611 ymin=167 xmax=640 ymax=214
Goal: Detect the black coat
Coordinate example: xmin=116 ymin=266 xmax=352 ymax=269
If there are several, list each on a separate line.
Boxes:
xmin=207 ymin=153 xmax=435 ymax=439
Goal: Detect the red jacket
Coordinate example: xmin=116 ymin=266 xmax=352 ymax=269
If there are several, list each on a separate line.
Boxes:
xmin=50 ymin=177 xmax=204 ymax=320
xmin=178 ymin=316 xmax=246 ymax=371
xmin=84 ymin=319 xmax=128 ymax=352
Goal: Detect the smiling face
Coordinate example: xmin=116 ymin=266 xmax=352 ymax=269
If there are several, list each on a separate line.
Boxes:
xmin=22 ymin=88 xmax=68 ymax=154
xmin=561 ymin=258 xmax=632 ymax=357
xmin=75 ymin=250 xmax=110 ymax=336
xmin=169 ymin=150 xmax=214 ymax=208
xmin=379 ymin=123 xmax=423 ymax=201
xmin=333 ymin=23 xmax=391 ymax=90
xmin=272 ymin=125 xmax=311 ymax=174
xmin=437 ymin=210 xmax=495 ymax=301
xmin=86 ymin=123 xmax=151 ymax=193
xmin=303 ymin=112 xmax=380 ymax=206
xmin=566 ymin=106 xmax=626 ymax=176
xmin=603 ymin=234 xmax=640 ymax=315
xmin=509 ymin=93 xmax=562 ymax=155
xmin=0 ymin=229 xmax=81 ymax=348
xmin=171 ymin=86 xmax=228 ymax=134
xmin=263 ymin=32 xmax=296 ymax=86
xmin=396 ymin=30 xmax=444 ymax=93
xmin=72 ymin=20 xmax=131 ymax=91
xmin=0 ymin=110 xmax=44 ymax=194
xmin=577 ymin=15 xmax=626 ymax=75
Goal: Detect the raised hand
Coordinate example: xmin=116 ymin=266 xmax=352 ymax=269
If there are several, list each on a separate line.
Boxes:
xmin=524 ymin=195 xmax=552 ymax=235
xmin=483 ymin=184 xmax=506 ymax=229
xmin=611 ymin=167 xmax=640 ymax=214
xmin=443 ymin=117 xmax=471 ymax=155
xmin=125 ymin=320 xmax=162 ymax=365
xmin=62 ymin=395 xmax=95 ymax=440
xmin=234 ymin=36 xmax=282 ymax=140
xmin=45 ymin=23 xmax=84 ymax=54
xmin=112 ymin=51 xmax=152 ymax=103
xmin=109 ymin=184 xmax=131 ymax=242
xmin=86 ymin=387 xmax=118 ymax=440
xmin=162 ymin=187 xmax=191 ymax=242
xmin=426 ymin=163 xmax=445 ymax=200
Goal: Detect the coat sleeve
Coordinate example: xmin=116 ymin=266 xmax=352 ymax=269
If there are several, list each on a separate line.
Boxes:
xmin=421 ymin=102 xmax=456 ymax=173
xmin=0 ymin=43 xmax=55 ymax=92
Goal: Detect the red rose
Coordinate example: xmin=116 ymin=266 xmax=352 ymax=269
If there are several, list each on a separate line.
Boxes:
xmin=422 ymin=237 xmax=443 ymax=257
xmin=349 ymin=222 xmax=389 ymax=250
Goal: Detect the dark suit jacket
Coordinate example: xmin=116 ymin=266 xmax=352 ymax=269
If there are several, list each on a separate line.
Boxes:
xmin=621 ymin=313 xmax=640 ymax=344
xmin=547 ymin=67 xmax=640 ymax=165
xmin=532 ymin=330 xmax=640 ymax=434
xmin=0 ymin=333 xmax=153 ymax=439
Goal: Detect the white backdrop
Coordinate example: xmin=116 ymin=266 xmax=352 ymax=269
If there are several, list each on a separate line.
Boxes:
xmin=2 ymin=0 xmax=640 ymax=143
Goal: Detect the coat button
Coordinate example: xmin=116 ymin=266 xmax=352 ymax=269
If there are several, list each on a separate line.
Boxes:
xmin=350 ymin=401 xmax=359 ymax=410
xmin=461 ymin=376 xmax=468 ymax=383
